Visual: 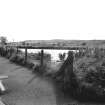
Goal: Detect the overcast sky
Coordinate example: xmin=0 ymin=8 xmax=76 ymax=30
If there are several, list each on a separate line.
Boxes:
xmin=0 ymin=0 xmax=105 ymax=41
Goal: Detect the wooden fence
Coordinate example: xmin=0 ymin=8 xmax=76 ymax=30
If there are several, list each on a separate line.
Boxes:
xmin=5 ymin=45 xmax=86 ymax=67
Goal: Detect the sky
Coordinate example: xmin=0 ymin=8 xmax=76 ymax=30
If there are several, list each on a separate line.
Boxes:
xmin=0 ymin=0 xmax=105 ymax=41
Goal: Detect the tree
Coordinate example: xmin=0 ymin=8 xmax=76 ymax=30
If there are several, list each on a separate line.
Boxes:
xmin=0 ymin=36 xmax=7 ymax=45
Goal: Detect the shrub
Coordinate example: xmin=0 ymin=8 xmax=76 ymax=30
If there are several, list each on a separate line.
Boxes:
xmin=102 ymin=61 xmax=105 ymax=67
xmin=32 ymin=64 xmax=47 ymax=75
xmin=32 ymin=65 xmax=40 ymax=73
xmin=9 ymin=54 xmax=18 ymax=62
xmin=16 ymin=55 xmax=24 ymax=65
xmin=9 ymin=54 xmax=25 ymax=65
xmin=26 ymin=61 xmax=34 ymax=69
xmin=84 ymin=65 xmax=105 ymax=98
xmin=78 ymin=82 xmax=98 ymax=101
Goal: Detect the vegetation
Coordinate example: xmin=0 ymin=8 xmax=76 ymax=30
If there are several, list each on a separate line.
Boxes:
xmin=72 ymin=48 xmax=105 ymax=101
xmin=1 ymin=39 xmax=105 ymax=102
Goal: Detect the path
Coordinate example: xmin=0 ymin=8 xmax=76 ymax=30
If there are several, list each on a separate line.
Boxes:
xmin=0 ymin=57 xmax=78 ymax=105
xmin=0 ymin=57 xmax=58 ymax=105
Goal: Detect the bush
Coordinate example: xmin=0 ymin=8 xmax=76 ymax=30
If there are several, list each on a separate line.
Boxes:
xmin=16 ymin=56 xmax=24 ymax=65
xmin=83 ymin=65 xmax=105 ymax=98
xmin=6 ymin=53 xmax=11 ymax=59
xmin=102 ymin=61 xmax=105 ymax=67
xmin=32 ymin=64 xmax=47 ymax=75
xmin=26 ymin=61 xmax=34 ymax=69
xmin=9 ymin=54 xmax=18 ymax=62
xmin=9 ymin=54 xmax=25 ymax=66
xmin=32 ymin=65 xmax=40 ymax=73
xmin=77 ymin=82 xmax=98 ymax=101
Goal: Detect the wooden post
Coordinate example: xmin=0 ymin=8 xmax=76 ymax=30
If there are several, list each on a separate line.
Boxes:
xmin=10 ymin=47 xmax=12 ymax=57
xmin=40 ymin=49 xmax=44 ymax=67
xmin=1 ymin=47 xmax=3 ymax=56
xmin=5 ymin=46 xmax=7 ymax=52
xmin=5 ymin=46 xmax=7 ymax=56
xmin=16 ymin=47 xmax=18 ymax=54
xmin=25 ymin=48 xmax=27 ymax=63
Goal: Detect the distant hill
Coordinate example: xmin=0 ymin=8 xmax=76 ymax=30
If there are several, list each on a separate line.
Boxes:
xmin=21 ymin=40 xmax=105 ymax=48
xmin=9 ymin=40 xmax=105 ymax=48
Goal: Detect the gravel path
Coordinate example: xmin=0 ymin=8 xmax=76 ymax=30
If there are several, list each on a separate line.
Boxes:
xmin=0 ymin=57 xmax=57 ymax=105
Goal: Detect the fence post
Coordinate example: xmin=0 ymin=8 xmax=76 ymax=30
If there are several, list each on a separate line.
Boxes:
xmin=40 ymin=49 xmax=44 ymax=67
xmin=10 ymin=47 xmax=12 ymax=57
xmin=25 ymin=48 xmax=27 ymax=63
xmin=16 ymin=47 xmax=18 ymax=54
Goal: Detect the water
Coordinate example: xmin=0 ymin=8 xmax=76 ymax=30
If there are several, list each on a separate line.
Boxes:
xmin=20 ymin=49 xmax=76 ymax=61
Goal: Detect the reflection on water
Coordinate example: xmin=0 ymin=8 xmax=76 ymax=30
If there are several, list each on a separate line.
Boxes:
xmin=20 ymin=49 xmax=75 ymax=61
